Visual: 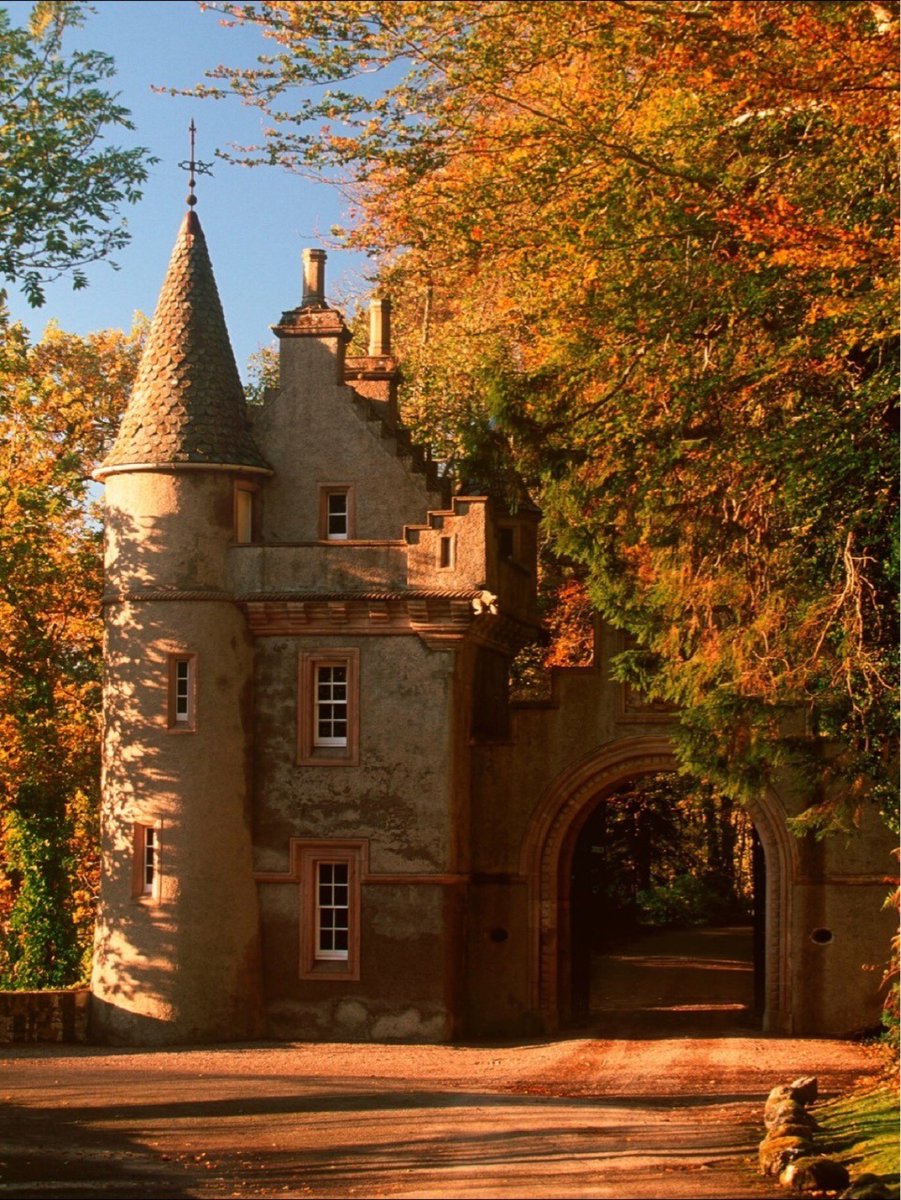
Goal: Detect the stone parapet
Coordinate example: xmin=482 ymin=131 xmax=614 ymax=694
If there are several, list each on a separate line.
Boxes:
xmin=230 ymin=541 xmax=409 ymax=595
xmin=0 ymin=988 xmax=90 ymax=1043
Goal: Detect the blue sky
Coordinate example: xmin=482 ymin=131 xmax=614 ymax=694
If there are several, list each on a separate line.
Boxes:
xmin=4 ymin=0 xmax=372 ymax=375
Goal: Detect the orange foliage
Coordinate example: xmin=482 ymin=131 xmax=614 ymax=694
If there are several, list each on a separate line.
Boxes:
xmin=0 ymin=319 xmax=142 ymax=984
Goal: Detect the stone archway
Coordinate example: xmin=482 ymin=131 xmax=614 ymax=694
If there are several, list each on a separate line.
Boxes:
xmin=519 ymin=735 xmax=797 ymax=1034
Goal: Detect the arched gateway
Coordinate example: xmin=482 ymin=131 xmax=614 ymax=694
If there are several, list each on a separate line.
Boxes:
xmin=92 ymin=209 xmax=893 ymax=1046
xmin=519 ymin=735 xmax=797 ymax=1034
xmin=468 ymin=662 xmax=893 ymax=1040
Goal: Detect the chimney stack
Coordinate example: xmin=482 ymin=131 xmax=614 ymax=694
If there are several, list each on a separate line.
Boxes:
xmin=302 ymin=248 xmax=326 ymax=307
xmin=368 ymin=296 xmax=391 ymax=356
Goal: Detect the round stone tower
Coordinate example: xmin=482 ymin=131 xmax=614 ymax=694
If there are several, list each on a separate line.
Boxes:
xmin=90 ymin=207 xmax=270 ymax=1043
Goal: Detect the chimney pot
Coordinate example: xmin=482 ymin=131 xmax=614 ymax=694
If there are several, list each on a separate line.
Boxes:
xmin=302 ymin=248 xmax=327 ymax=307
xmin=368 ymin=295 xmax=391 ymax=356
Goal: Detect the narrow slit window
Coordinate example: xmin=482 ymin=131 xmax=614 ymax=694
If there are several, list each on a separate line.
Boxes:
xmin=326 ymin=492 xmax=348 ymax=540
xmin=168 ymin=654 xmax=195 ymax=730
xmin=438 ymin=535 xmax=453 ymax=569
xmin=235 ymin=486 xmax=254 ymax=544
xmin=315 ymin=861 xmax=350 ymax=960
xmin=143 ymin=827 xmax=158 ymax=895
xmin=498 ymin=526 xmax=516 ymax=561
xmin=174 ymin=660 xmax=190 ymax=722
xmin=314 ymin=665 xmax=348 ymax=746
xmin=133 ymin=822 xmax=161 ymax=900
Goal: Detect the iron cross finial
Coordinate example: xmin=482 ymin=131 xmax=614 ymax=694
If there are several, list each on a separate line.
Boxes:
xmin=178 ymin=120 xmax=214 ymax=208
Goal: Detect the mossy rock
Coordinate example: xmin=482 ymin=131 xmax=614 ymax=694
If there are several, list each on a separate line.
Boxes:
xmin=841 ymin=1174 xmax=897 ymax=1200
xmin=759 ymin=1134 xmax=813 ymax=1176
xmin=765 ymin=1098 xmax=819 ymax=1131
xmin=781 ymin=1156 xmax=851 ymax=1194
xmin=788 ymin=1075 xmax=818 ymax=1105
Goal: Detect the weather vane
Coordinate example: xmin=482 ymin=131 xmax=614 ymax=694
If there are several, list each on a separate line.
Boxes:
xmin=178 ymin=120 xmax=213 ymax=208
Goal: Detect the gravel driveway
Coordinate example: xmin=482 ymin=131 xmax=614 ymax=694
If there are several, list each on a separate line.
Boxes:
xmin=0 ymin=928 xmax=882 ymax=1198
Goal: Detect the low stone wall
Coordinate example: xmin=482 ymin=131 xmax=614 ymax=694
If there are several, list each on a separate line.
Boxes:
xmin=0 ymin=988 xmax=90 ymax=1043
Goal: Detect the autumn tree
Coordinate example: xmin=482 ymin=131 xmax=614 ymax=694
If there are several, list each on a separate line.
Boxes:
xmin=198 ymin=2 xmax=898 ymax=827
xmin=0 ymin=1 xmax=152 ymax=306
xmin=0 ymin=320 xmax=142 ymax=987
xmin=574 ymin=773 xmax=755 ymax=936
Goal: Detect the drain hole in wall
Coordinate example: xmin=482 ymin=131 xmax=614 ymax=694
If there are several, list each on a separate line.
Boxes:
xmin=811 ymin=928 xmax=834 ymax=945
xmin=489 ymin=927 xmax=509 ymax=943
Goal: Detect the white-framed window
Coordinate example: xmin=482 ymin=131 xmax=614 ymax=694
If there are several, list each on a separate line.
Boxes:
xmin=319 ymin=485 xmax=354 ymax=540
xmin=297 ymin=649 xmax=359 ymax=765
xmin=327 ymin=492 xmax=348 ymax=539
xmin=142 ymin=827 xmax=159 ymax=895
xmin=315 ymin=861 xmax=350 ymax=960
xmin=168 ymin=654 xmax=196 ymax=729
xmin=132 ymin=821 xmax=162 ymax=901
xmin=314 ymin=664 xmax=348 ymax=747
xmin=293 ymin=840 xmax=364 ymax=979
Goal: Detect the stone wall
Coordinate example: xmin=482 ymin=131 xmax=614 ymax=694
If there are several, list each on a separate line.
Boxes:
xmin=0 ymin=989 xmax=89 ymax=1043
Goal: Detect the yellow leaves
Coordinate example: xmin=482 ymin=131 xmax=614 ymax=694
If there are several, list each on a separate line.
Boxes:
xmin=0 ymin=318 xmax=135 ymax=837
xmin=805 ymin=294 xmax=855 ymax=325
xmin=245 ymin=4 xmax=895 ymax=794
xmin=543 ymin=579 xmax=594 ymax=668
xmin=27 ymin=1 xmax=69 ymax=42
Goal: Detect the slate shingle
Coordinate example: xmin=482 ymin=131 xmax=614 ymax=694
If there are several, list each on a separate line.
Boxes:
xmin=99 ymin=211 xmax=269 ymax=473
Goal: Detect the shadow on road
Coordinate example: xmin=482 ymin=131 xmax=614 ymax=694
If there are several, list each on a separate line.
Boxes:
xmin=586 ymin=924 xmax=758 ymax=1039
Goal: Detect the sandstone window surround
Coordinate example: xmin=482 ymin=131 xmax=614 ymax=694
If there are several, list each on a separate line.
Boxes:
xmin=297 ymin=648 xmax=360 ymax=765
xmin=166 ymin=653 xmax=196 ymax=731
xmin=319 ymin=484 xmax=355 ymax=540
xmin=131 ymin=820 xmax=162 ymax=902
xmin=297 ymin=840 xmax=364 ymax=980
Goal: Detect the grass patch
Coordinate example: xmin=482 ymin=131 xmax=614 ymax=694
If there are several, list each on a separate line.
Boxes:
xmin=815 ymin=1082 xmax=900 ymax=1182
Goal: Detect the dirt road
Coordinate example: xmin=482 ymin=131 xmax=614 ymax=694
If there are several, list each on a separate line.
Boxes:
xmin=0 ymin=928 xmax=882 ymax=1199
xmin=0 ymin=1034 xmax=879 ymax=1199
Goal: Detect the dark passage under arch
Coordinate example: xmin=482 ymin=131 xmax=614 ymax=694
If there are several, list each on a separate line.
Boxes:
xmin=566 ymin=774 xmax=766 ymax=1035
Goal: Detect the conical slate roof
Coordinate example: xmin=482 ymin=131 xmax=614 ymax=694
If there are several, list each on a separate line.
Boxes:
xmin=98 ymin=210 xmax=269 ymax=474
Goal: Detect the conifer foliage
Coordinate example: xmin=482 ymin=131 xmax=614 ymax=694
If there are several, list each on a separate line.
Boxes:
xmin=203 ymin=0 xmax=898 ymax=825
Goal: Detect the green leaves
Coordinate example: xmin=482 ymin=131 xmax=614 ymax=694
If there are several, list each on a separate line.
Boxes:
xmin=0 ymin=2 xmax=154 ymax=306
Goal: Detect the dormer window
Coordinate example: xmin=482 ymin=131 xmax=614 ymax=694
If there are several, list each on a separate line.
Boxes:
xmin=319 ymin=485 xmax=354 ymax=540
